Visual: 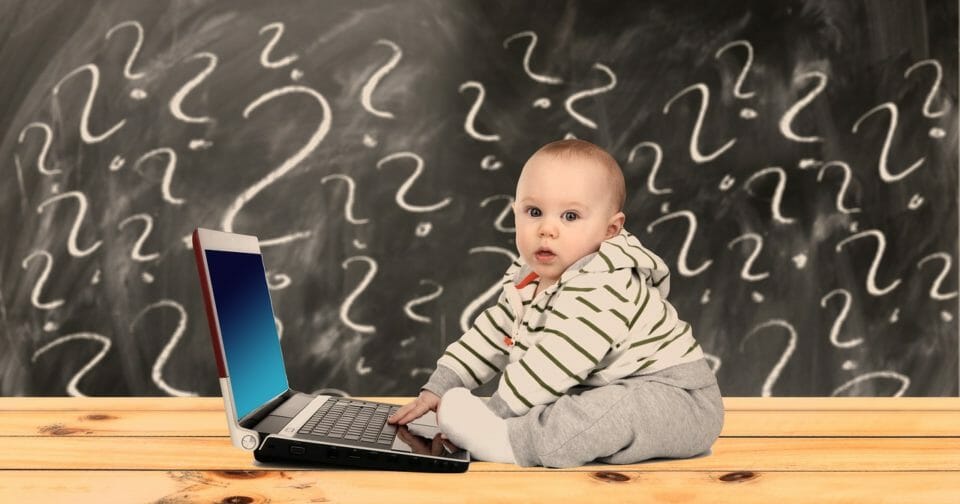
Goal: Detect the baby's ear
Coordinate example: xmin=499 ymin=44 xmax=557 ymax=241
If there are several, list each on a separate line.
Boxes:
xmin=606 ymin=212 xmax=625 ymax=238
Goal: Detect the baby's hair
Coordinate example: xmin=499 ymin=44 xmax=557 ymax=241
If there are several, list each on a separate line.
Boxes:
xmin=531 ymin=139 xmax=626 ymax=212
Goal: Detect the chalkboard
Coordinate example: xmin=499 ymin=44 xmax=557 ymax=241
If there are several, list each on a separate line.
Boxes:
xmin=0 ymin=0 xmax=957 ymax=398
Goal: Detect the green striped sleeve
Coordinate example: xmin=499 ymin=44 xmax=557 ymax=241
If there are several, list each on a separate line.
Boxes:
xmin=576 ymin=316 xmax=613 ymax=344
xmin=542 ymin=328 xmax=600 ymax=365
xmin=442 ymin=351 xmax=481 ymax=386
xmin=472 ymin=324 xmax=508 ymax=355
xmin=503 ymin=368 xmax=533 ymax=408
xmin=495 ymin=301 xmax=515 ymax=322
xmin=483 ymin=310 xmax=511 ymax=338
xmin=576 ymin=296 xmax=601 ymax=313
xmin=629 ymin=287 xmax=651 ymax=329
xmin=519 ymin=360 xmax=562 ymax=397
xmin=457 ymin=340 xmax=501 ymax=373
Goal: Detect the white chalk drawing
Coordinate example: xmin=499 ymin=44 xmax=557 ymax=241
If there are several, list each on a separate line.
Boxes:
xmin=360 ymin=39 xmax=402 ymax=119
xmin=908 ymin=194 xmax=925 ymax=210
xmin=740 ymin=319 xmax=797 ymax=397
xmin=663 ymin=83 xmax=736 ymax=163
xmin=375 ymin=152 xmax=452 ymax=212
xmin=564 ymin=63 xmax=616 ymax=129
xmin=32 ymin=332 xmax=111 ymax=397
xmin=258 ymin=22 xmax=299 ymax=68
xmin=415 ymin=222 xmax=433 ymax=237
xmin=903 ymin=59 xmax=949 ymax=118
xmin=266 ymin=271 xmax=291 ymax=290
xmin=852 ymin=102 xmax=926 ymax=183
xmin=21 ymin=250 xmax=65 ymax=310
xmin=340 ymin=256 xmax=378 ymax=334
xmin=36 ymin=191 xmax=102 ymax=257
xmin=714 ymin=40 xmax=756 ymax=99
xmin=835 ymin=230 xmax=903 ymax=296
xmin=52 ymin=64 xmax=126 ymax=143
xmin=779 ymin=71 xmax=826 ymax=143
xmin=356 ymin=357 xmax=372 ymax=376
xmin=117 ymin=213 xmax=160 ymax=262
xmin=109 ymin=155 xmax=126 ymax=172
xmin=832 ymin=371 xmax=910 ymax=397
xmin=819 ymin=289 xmax=863 ymax=348
xmin=169 ymin=52 xmax=217 ymax=124
xmin=225 ymin=85 xmax=331 ymax=247
xmin=403 ymin=279 xmax=443 ymax=323
xmin=130 ymin=300 xmax=197 ymax=397
xmin=726 ymin=233 xmax=770 ymax=281
xmin=134 ymin=148 xmax=185 ymax=205
xmin=480 ymin=194 xmax=516 ymax=233
xmin=816 ymin=161 xmax=861 ymax=214
xmin=916 ymin=253 xmax=958 ymax=300
xmin=646 ymin=210 xmax=712 ymax=276
xmin=321 ymin=174 xmax=370 ymax=225
xmin=480 ymin=155 xmax=503 ymax=171
xmin=627 ymin=141 xmax=672 ymax=195
xmin=458 ymin=81 xmax=501 ymax=142
xmin=105 ymin=20 xmax=146 ymax=79
xmin=17 ymin=122 xmax=59 ymax=175
xmin=744 ymin=167 xmax=796 ymax=224
xmin=718 ymin=174 xmax=736 ymax=191
xmin=502 ymin=31 xmax=562 ymax=84
xmin=460 ymin=246 xmax=516 ymax=332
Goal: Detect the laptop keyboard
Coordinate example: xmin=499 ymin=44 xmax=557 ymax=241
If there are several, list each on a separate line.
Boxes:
xmin=298 ymin=398 xmax=401 ymax=446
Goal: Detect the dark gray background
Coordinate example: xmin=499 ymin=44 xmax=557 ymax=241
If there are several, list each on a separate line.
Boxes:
xmin=1 ymin=0 xmax=957 ymax=398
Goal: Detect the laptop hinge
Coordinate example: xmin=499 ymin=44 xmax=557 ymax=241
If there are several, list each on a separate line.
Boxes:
xmin=239 ymin=389 xmax=295 ymax=429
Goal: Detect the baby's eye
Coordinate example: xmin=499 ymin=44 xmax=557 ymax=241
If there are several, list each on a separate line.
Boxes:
xmin=562 ymin=211 xmax=579 ymax=222
xmin=526 ymin=207 xmax=542 ymax=217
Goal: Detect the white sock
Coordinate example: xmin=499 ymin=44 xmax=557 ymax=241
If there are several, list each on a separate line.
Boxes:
xmin=438 ymin=388 xmax=517 ymax=464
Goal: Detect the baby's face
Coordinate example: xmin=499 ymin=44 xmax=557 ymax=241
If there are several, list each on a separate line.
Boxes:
xmin=513 ymin=154 xmax=624 ymax=286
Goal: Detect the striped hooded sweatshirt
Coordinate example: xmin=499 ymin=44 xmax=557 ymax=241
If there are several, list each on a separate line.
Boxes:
xmin=422 ymin=229 xmax=705 ymax=417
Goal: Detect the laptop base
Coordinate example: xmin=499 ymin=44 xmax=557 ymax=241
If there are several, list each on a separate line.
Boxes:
xmin=255 ymin=437 xmax=469 ymax=473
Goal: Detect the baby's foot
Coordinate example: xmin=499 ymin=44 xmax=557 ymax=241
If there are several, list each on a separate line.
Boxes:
xmin=438 ymin=388 xmax=516 ymax=464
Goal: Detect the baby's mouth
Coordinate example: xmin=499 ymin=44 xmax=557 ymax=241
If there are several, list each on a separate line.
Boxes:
xmin=534 ymin=248 xmax=556 ymax=263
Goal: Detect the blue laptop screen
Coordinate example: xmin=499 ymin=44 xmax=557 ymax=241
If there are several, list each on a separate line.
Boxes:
xmin=205 ymin=249 xmax=288 ymax=420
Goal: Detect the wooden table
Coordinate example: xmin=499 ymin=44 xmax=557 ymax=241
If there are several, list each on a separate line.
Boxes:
xmin=1 ymin=397 xmax=958 ymax=502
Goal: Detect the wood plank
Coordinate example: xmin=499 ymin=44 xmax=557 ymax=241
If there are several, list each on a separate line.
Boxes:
xmin=3 ymin=409 xmax=960 ymax=437
xmin=0 ymin=436 xmax=957 ymax=471
xmin=0 ymin=470 xmax=957 ymax=503
xmin=0 ymin=397 xmax=407 ymax=411
xmin=2 ymin=396 xmax=958 ymax=411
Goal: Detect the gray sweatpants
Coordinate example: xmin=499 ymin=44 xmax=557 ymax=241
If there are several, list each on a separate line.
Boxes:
xmin=500 ymin=358 xmax=724 ymax=468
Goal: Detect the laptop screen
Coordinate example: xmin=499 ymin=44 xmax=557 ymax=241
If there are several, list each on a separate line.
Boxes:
xmin=205 ymin=249 xmax=289 ymax=420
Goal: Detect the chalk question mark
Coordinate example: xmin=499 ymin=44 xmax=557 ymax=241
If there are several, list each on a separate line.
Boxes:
xmin=852 ymin=103 xmax=926 ymax=183
xmin=739 ymin=319 xmax=797 ymax=397
xmin=645 ymin=210 xmax=713 ymax=277
xmin=224 ymin=85 xmax=332 ymax=247
xmin=361 ymin=39 xmax=402 ymax=119
xmin=564 ymin=63 xmax=617 ymax=129
xmin=130 ymin=300 xmax=198 ymax=397
xmin=53 ymin=64 xmax=127 ymax=144
xmin=502 ymin=30 xmax=562 ymax=84
xmin=663 ymin=83 xmax=736 ymax=163
xmin=340 ymin=256 xmax=378 ymax=334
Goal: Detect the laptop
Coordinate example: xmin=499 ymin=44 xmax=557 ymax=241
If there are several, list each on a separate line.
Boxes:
xmin=192 ymin=228 xmax=470 ymax=472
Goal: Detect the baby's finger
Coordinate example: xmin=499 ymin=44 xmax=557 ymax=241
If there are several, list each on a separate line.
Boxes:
xmin=387 ymin=403 xmax=414 ymax=424
xmin=389 ymin=402 xmax=426 ymax=425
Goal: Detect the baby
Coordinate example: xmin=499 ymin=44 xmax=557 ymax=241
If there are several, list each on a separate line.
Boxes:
xmin=389 ymin=139 xmax=724 ymax=468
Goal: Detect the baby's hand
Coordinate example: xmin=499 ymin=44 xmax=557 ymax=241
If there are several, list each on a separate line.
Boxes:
xmin=387 ymin=390 xmax=440 ymax=425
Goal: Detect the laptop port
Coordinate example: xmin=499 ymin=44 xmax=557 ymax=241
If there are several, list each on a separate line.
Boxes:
xmin=348 ymin=449 xmax=362 ymax=460
xmin=327 ymin=447 xmax=338 ymax=460
xmin=289 ymin=445 xmax=305 ymax=456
